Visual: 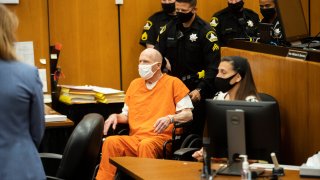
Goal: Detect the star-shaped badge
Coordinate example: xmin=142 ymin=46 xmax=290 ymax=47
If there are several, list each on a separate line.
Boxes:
xmin=274 ymin=28 xmax=281 ymax=36
xmin=189 ymin=33 xmax=198 ymax=42
xmin=247 ymin=20 xmax=253 ymax=27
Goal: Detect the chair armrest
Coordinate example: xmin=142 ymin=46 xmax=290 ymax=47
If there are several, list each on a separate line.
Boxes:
xmin=40 ymin=153 xmax=63 ymax=177
xmin=163 ymin=139 xmax=173 ymax=159
xmin=173 ymin=147 xmax=200 ymax=161
xmin=46 ymin=175 xmax=64 ymax=180
xmin=39 ymin=153 xmax=63 ymax=159
xmin=174 ymin=120 xmax=193 ymax=128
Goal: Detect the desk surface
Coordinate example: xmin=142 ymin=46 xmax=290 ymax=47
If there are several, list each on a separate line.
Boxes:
xmin=110 ymin=157 xmax=319 ymax=180
xmin=45 ymin=104 xmax=74 ymax=128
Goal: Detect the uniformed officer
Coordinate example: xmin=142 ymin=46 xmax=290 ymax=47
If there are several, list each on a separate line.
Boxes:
xmin=259 ymin=0 xmax=285 ymax=46
xmin=210 ymin=0 xmax=259 ymax=46
xmin=157 ymin=0 xmax=220 ymax=136
xmin=140 ymin=0 xmax=176 ymax=48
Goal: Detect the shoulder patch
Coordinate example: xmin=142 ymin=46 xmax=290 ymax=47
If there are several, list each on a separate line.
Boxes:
xmin=144 ymin=20 xmax=152 ymax=30
xmin=160 ymin=25 xmax=166 ymax=34
xmin=212 ymin=43 xmax=220 ymax=52
xmin=141 ymin=32 xmax=148 ymax=41
xmin=210 ymin=17 xmax=219 ymax=27
xmin=206 ymin=31 xmax=218 ymax=42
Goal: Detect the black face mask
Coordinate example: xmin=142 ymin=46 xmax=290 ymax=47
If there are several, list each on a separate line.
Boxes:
xmin=260 ymin=8 xmax=276 ymax=20
xmin=215 ymin=73 xmax=238 ymax=93
xmin=177 ymin=11 xmax=194 ymax=23
xmin=162 ymin=3 xmax=176 ymax=14
xmin=228 ymin=1 xmax=244 ymax=13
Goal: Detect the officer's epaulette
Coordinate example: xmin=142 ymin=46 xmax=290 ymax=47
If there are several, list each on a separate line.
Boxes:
xmin=212 ymin=8 xmax=229 ymax=18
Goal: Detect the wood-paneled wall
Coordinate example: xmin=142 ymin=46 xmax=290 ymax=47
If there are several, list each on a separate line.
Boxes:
xmin=8 ymin=0 xmax=319 ymax=91
xmin=221 ymin=47 xmax=320 ymax=165
xmin=310 ymin=0 xmax=320 ymax=35
xmin=48 ymin=0 xmax=121 ymax=89
xmin=119 ymin=0 xmax=160 ymax=90
xmin=6 ymin=0 xmax=49 ymax=84
xmin=5 ymin=0 xmax=320 ymax=165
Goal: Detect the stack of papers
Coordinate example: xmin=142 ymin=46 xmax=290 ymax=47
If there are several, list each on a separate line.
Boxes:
xmin=59 ymin=85 xmax=97 ymax=104
xmin=93 ymin=86 xmax=125 ymax=104
xmin=58 ymin=85 xmax=125 ymax=104
xmin=45 ymin=114 xmax=67 ymax=122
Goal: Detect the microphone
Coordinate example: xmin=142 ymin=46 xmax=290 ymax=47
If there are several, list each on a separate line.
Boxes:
xmin=306 ymin=31 xmax=320 ymax=49
xmin=271 ymin=152 xmax=284 ymax=176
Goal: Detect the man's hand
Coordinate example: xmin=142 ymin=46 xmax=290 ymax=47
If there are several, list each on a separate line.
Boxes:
xmin=189 ymin=89 xmax=201 ymax=102
xmin=103 ymin=114 xmax=118 ymax=135
xmin=165 ymin=57 xmax=171 ymax=71
xmin=153 ymin=116 xmax=171 ymax=134
xmin=192 ymin=147 xmax=204 ymax=162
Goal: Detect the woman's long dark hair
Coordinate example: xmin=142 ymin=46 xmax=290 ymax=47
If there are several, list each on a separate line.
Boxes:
xmin=221 ymin=56 xmax=260 ymax=100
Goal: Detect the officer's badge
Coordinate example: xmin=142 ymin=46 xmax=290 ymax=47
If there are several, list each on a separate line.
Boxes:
xmin=212 ymin=43 xmax=219 ymax=52
xmin=274 ymin=28 xmax=281 ymax=36
xmin=143 ymin=21 xmax=152 ymax=30
xmin=160 ymin=25 xmax=166 ymax=34
xmin=247 ymin=20 xmax=254 ymax=27
xmin=210 ymin=17 xmax=219 ymax=27
xmin=189 ymin=33 xmax=198 ymax=42
xmin=206 ymin=31 xmax=218 ymax=42
xmin=141 ymin=32 xmax=148 ymax=41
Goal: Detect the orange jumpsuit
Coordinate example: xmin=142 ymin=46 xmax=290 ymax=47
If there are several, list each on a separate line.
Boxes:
xmin=96 ymin=74 xmax=189 ymax=180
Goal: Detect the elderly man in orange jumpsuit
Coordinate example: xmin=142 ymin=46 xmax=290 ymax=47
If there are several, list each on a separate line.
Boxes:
xmin=96 ymin=48 xmax=194 ymax=179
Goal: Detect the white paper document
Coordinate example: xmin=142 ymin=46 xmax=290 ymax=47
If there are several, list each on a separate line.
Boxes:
xmin=15 ymin=41 xmax=35 ymax=66
xmin=0 ymin=0 xmax=19 ymax=4
xmin=38 ymin=69 xmax=48 ymax=92
xmin=45 ymin=114 xmax=67 ymax=122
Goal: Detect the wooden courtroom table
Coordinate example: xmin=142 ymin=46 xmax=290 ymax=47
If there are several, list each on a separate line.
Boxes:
xmin=110 ymin=157 xmax=319 ymax=180
xmin=45 ymin=104 xmax=74 ymax=128
xmin=41 ymin=105 xmax=74 ymax=153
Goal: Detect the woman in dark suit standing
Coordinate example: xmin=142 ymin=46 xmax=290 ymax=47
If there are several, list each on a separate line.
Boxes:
xmin=0 ymin=4 xmax=45 ymax=180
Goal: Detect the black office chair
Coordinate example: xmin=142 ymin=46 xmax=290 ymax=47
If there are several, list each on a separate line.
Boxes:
xmin=258 ymin=92 xmax=277 ymax=102
xmin=40 ymin=113 xmax=104 ymax=180
xmin=163 ymin=120 xmax=202 ymax=160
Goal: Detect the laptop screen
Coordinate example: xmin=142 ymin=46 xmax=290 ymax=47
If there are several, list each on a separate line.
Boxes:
xmin=276 ymin=0 xmax=309 ymax=42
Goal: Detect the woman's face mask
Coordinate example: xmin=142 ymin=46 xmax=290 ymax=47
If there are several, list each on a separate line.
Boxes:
xmin=138 ymin=62 xmax=158 ymax=80
xmin=214 ymin=73 xmax=238 ymax=93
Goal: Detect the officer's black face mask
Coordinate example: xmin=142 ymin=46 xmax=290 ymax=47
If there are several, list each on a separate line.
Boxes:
xmin=162 ymin=3 xmax=176 ymax=14
xmin=215 ymin=73 xmax=238 ymax=93
xmin=228 ymin=1 xmax=244 ymax=13
xmin=177 ymin=11 xmax=194 ymax=23
xmin=260 ymin=8 xmax=276 ymax=20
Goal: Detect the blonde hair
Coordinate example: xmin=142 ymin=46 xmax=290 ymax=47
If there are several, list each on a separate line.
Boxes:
xmin=0 ymin=4 xmax=18 ymax=60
